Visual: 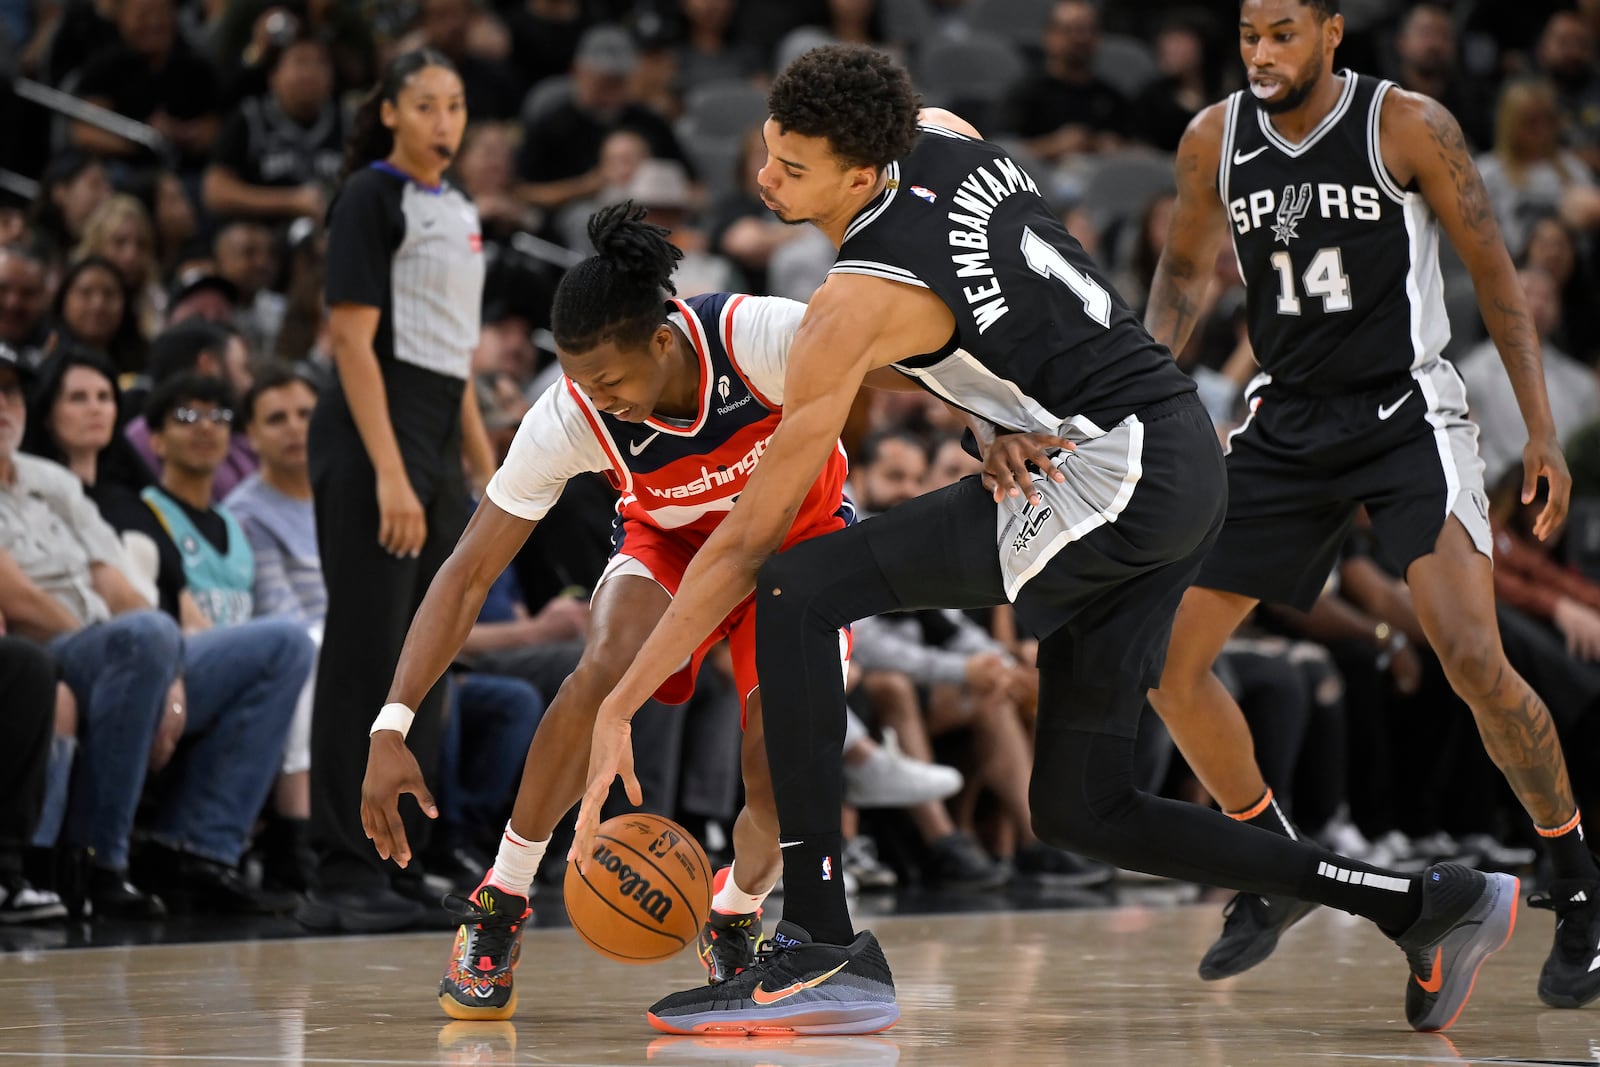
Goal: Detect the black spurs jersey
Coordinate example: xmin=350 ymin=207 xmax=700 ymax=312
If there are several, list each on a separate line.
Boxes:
xmin=1220 ymin=72 xmax=1450 ymax=392
xmin=833 ymin=123 xmax=1192 ymax=433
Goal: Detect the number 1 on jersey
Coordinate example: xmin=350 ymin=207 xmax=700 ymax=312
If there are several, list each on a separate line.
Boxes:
xmin=1269 ymin=247 xmax=1353 ymax=315
xmin=1021 ymin=226 xmax=1112 ymax=327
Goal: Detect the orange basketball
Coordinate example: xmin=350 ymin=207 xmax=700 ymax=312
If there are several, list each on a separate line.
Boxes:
xmin=564 ymin=813 xmax=713 ymax=964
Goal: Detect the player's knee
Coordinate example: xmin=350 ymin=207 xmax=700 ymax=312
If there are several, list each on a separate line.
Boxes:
xmin=1434 ymin=631 xmax=1504 ymax=697
xmin=551 ymin=662 xmax=615 ymax=719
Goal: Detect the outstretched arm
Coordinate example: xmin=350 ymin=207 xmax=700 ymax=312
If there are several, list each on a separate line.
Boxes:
xmin=1386 ymin=90 xmax=1570 ymax=539
xmin=1145 ymin=104 xmax=1231 ymax=357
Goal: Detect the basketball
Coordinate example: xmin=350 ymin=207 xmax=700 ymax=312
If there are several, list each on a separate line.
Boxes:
xmin=563 ymin=813 xmax=713 ymax=964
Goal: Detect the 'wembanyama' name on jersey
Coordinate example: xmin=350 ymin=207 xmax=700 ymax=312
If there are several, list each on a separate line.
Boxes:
xmin=1221 ymin=71 xmax=1450 ymax=391
xmin=833 ymin=123 xmax=1193 ymax=433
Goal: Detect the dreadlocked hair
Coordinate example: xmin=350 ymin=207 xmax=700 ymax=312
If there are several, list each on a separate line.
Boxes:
xmin=551 ymin=201 xmax=683 ymax=354
xmin=338 ymin=48 xmax=457 ymax=185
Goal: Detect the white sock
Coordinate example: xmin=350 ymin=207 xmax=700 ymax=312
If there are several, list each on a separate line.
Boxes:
xmin=712 ymin=864 xmax=770 ymax=915
xmin=486 ymin=824 xmax=547 ymax=898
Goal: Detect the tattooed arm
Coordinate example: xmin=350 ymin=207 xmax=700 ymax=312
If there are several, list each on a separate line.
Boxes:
xmin=1383 ymin=90 xmax=1570 ymax=539
xmin=1145 ymin=103 xmax=1231 ymax=358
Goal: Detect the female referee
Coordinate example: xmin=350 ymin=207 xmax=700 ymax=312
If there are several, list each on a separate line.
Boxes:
xmin=297 ymin=48 xmax=497 ymax=932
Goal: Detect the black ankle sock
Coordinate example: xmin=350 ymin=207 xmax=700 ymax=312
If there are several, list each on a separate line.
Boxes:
xmin=775 ymin=833 xmax=853 ymax=945
xmin=1538 ymin=814 xmax=1600 ymax=881
xmin=1229 ymin=789 xmax=1298 ymax=840
xmin=1299 ymin=853 xmax=1421 ymax=935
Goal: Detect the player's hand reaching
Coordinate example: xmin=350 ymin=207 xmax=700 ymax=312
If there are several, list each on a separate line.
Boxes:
xmin=569 ymin=697 xmax=642 ymax=869
xmin=1523 ymin=433 xmax=1571 ymax=542
xmin=361 ymin=730 xmax=436 ymax=867
xmin=980 ymin=432 xmax=1073 ymax=506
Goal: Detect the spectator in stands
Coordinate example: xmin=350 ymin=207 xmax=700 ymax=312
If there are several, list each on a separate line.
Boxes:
xmin=143 ymin=171 xmax=199 ymax=278
xmin=71 ymin=0 xmax=221 ymax=170
xmin=48 ymin=255 xmax=146 ymax=375
xmin=0 ymin=348 xmax=175 ymax=917
xmin=213 ymin=218 xmax=286 ymax=359
xmin=1133 ymin=10 xmax=1222 ymax=152
xmin=503 ymin=0 xmax=586 ymax=99
xmin=203 ymin=26 xmax=343 ymax=222
xmin=164 ymin=268 xmax=238 ymax=328
xmin=0 ymin=636 xmax=67 ymax=923
xmin=27 ymin=151 xmax=112 ymax=266
xmin=456 ymin=123 xmax=543 ymax=240
xmin=516 ymin=25 xmax=694 ymax=214
xmin=1388 ymin=3 xmax=1493 ymax=152
xmin=125 ymin=320 xmax=257 ymax=499
xmin=618 ymin=160 xmax=738 ymax=297
xmin=74 ymin=195 xmax=165 ymax=340
xmin=1476 ymin=77 xmax=1600 ymax=258
xmin=1519 ymin=213 xmax=1600 ymax=364
xmin=1001 ymin=0 xmax=1129 ymax=165
xmin=0 ymin=246 xmax=52 ymax=363
xmin=1459 ymin=268 xmax=1600 ymax=486
xmin=677 ymin=0 xmax=761 ymax=95
xmin=1536 ymin=10 xmax=1600 ymax=175
xmin=38 ymin=0 xmax=118 ymax=88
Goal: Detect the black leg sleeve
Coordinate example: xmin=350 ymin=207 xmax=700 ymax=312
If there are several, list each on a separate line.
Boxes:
xmin=0 ymin=638 xmax=54 ymax=861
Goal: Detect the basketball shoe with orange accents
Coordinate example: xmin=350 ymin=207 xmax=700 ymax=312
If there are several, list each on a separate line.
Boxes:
xmin=1394 ymin=863 xmax=1519 ymax=1032
xmin=438 ymin=881 xmax=530 ymax=1020
xmin=649 ymin=920 xmax=898 ymax=1036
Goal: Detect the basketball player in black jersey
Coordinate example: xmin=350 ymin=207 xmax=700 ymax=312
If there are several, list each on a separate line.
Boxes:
xmin=1126 ymin=0 xmax=1600 ymax=1011
xmin=571 ymin=45 xmax=1516 ymax=1036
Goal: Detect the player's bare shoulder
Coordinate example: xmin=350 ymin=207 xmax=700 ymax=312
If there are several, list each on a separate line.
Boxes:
xmin=916 ymin=107 xmax=983 ymax=139
xmin=1174 ymin=102 xmax=1230 ymax=198
xmin=1375 ymin=86 xmax=1466 ymax=187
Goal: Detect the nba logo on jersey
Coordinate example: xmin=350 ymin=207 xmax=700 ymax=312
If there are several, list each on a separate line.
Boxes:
xmin=822 ymin=856 xmax=833 ymax=881
xmin=910 ymin=185 xmax=937 ymax=203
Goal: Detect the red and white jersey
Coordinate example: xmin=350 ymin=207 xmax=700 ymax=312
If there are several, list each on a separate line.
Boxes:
xmin=486 ymin=293 xmax=850 ymax=543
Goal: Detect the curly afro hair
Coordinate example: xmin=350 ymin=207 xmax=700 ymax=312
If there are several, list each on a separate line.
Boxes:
xmin=768 ymin=45 xmax=921 ymax=170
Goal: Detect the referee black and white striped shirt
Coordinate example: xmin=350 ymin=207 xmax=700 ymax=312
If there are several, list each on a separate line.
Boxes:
xmin=324 ymin=160 xmax=484 ymax=381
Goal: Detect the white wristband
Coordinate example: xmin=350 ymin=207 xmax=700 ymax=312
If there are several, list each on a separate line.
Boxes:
xmin=370 ymin=702 xmax=415 ymax=739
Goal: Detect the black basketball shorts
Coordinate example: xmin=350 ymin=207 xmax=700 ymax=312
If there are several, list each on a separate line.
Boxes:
xmin=1197 ymin=358 xmax=1492 ymax=611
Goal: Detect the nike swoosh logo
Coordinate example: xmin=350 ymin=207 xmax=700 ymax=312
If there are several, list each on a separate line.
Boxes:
xmin=1377 ymin=390 xmax=1414 ymax=421
xmin=1233 ymin=146 xmax=1269 ymax=165
xmin=1415 ymin=947 xmax=1445 ymax=993
xmin=779 ymin=841 xmax=802 ymax=849
xmin=629 ymin=431 xmax=661 ymax=456
xmin=750 ymin=961 xmax=850 ymax=1005
xmin=1588 ymin=954 xmax=1600 ymax=973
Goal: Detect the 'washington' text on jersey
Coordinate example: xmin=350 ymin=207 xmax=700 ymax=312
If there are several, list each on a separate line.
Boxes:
xmin=945 ymin=157 xmax=1041 ymax=333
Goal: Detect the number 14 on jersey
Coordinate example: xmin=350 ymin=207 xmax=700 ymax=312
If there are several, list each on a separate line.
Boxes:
xmin=1269 ymin=247 xmax=1352 ymax=316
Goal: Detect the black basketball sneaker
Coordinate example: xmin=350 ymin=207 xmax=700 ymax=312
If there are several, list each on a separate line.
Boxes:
xmin=700 ymin=914 xmax=762 ymax=984
xmin=1198 ymin=892 xmax=1318 ymax=980
xmin=649 ymin=921 xmax=899 ymax=1036
xmin=1393 ymin=864 xmax=1519 ymax=1032
xmin=438 ymin=881 xmax=530 ymax=1020
xmin=1529 ymin=879 xmax=1600 ymax=1008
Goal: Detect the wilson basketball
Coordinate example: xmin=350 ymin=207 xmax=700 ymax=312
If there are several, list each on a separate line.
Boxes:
xmin=564 ymin=813 xmax=713 ymax=964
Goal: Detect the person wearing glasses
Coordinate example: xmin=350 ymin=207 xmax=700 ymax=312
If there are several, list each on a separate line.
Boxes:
xmin=3 ymin=354 xmax=313 ymax=916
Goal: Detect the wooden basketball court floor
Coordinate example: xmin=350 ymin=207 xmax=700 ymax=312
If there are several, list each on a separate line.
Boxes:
xmin=3 ymin=903 xmax=1597 ymax=1067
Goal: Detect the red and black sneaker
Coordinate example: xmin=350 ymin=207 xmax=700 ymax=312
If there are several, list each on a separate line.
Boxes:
xmin=697 ymin=867 xmax=763 ymax=984
xmin=438 ymin=881 xmax=530 ymax=1021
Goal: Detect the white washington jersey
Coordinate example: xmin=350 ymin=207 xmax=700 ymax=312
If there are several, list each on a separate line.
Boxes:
xmin=1220 ymin=72 xmax=1450 ymax=391
xmin=833 ymin=122 xmax=1194 ymax=433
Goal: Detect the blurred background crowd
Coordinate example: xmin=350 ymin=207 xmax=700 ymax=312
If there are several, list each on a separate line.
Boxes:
xmin=4 ymin=0 xmax=1600 ymax=930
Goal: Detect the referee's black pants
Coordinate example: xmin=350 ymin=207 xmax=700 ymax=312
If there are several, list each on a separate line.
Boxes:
xmin=308 ymin=403 xmax=465 ymax=893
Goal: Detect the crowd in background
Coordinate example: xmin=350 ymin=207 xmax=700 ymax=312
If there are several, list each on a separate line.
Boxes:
xmin=3 ymin=0 xmax=1600 ymax=928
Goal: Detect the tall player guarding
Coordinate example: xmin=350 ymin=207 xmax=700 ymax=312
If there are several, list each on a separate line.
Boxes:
xmin=359 ymin=204 xmax=860 ymax=1020
xmin=1137 ymin=0 xmax=1600 ymax=1009
xmin=574 ymin=44 xmax=1517 ymax=1037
